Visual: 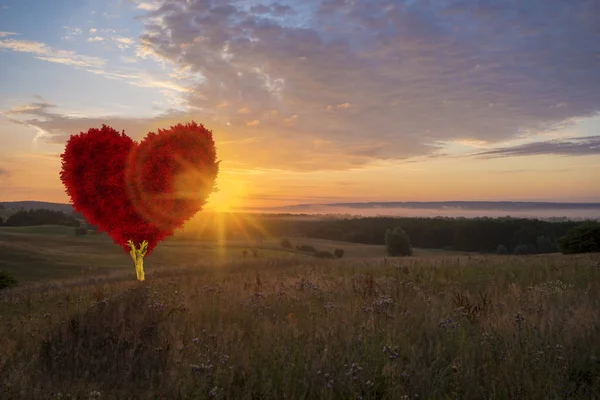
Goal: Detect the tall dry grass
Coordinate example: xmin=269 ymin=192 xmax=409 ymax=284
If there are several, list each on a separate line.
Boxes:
xmin=1 ymin=254 xmax=599 ymax=399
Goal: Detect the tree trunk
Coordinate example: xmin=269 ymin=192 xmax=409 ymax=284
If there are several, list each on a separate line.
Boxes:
xmin=128 ymin=240 xmax=148 ymax=281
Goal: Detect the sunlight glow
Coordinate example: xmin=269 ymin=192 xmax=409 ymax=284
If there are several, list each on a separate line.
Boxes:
xmin=215 ymin=211 xmax=227 ymax=261
xmin=205 ymin=174 xmax=247 ymax=212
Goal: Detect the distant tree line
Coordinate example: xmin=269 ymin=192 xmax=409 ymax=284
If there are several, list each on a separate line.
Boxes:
xmin=4 ymin=207 xmax=593 ymax=255
xmin=0 ymin=209 xmax=80 ymax=227
xmin=170 ymin=215 xmax=590 ymax=254
xmin=280 ymin=216 xmax=579 ymax=254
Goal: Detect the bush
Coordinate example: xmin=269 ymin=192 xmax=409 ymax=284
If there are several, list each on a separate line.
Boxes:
xmin=0 ymin=270 xmax=17 ymax=290
xmin=280 ymin=238 xmax=292 ymax=248
xmin=385 ymin=226 xmax=413 ymax=257
xmin=74 ymin=227 xmax=88 ymax=236
xmin=314 ymin=250 xmax=335 ymax=259
xmin=558 ymin=222 xmax=600 ymax=254
xmin=496 ymin=244 xmax=509 ymax=255
xmin=513 ymin=244 xmax=535 ymax=255
xmin=297 ymin=245 xmax=317 ymax=253
xmin=334 ymin=248 xmax=344 ymax=258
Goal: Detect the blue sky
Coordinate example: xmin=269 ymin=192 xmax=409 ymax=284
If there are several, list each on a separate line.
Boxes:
xmin=1 ymin=0 xmax=599 ymax=208
xmin=0 ymin=0 xmax=174 ymax=117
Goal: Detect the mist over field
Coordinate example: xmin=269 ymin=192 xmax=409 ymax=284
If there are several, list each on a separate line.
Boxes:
xmin=5 ymin=200 xmax=600 ymax=221
xmin=249 ymin=202 xmax=600 ymax=220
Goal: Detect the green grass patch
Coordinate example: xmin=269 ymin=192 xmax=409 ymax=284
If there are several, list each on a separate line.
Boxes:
xmin=0 ymin=228 xmax=317 ymax=283
xmin=0 ymin=225 xmax=78 ymax=235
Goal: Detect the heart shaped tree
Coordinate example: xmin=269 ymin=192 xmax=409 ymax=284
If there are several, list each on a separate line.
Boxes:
xmin=60 ymin=122 xmax=219 ymax=281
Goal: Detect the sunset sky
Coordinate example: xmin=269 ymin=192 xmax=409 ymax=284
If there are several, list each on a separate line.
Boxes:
xmin=1 ymin=0 xmax=599 ymax=211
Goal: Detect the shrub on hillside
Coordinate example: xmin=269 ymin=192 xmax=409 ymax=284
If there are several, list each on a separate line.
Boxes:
xmin=280 ymin=238 xmax=292 ymax=248
xmin=496 ymin=244 xmax=509 ymax=255
xmin=385 ymin=226 xmax=413 ymax=257
xmin=558 ymin=222 xmax=600 ymax=254
xmin=514 ymin=244 xmax=536 ymax=255
xmin=334 ymin=248 xmax=344 ymax=258
xmin=0 ymin=270 xmax=17 ymax=290
xmin=297 ymin=245 xmax=317 ymax=253
xmin=314 ymin=250 xmax=335 ymax=259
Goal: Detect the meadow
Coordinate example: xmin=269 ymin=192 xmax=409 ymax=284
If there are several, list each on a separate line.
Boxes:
xmin=0 ymin=225 xmax=464 ymax=283
xmin=1 ymin=225 xmax=599 ymax=399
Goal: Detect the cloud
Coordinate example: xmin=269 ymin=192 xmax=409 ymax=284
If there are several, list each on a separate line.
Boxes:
xmin=113 ymin=36 xmax=135 ymax=49
xmin=4 ymin=0 xmax=600 ymax=173
xmin=1 ymin=102 xmax=62 ymax=143
xmin=0 ymin=38 xmax=106 ymax=68
xmin=284 ymin=114 xmax=297 ymax=125
xmin=0 ymin=167 xmax=9 ymax=177
xmin=107 ymin=71 xmax=190 ymax=92
xmin=475 ymin=136 xmax=600 ymax=158
xmin=129 ymin=0 xmax=600 ymax=165
xmin=60 ymin=26 xmax=84 ymax=41
xmin=5 ymin=102 xmax=49 ymax=114
xmin=494 ymin=168 xmax=571 ymax=174
xmin=1 ymin=99 xmax=401 ymax=172
xmin=0 ymin=31 xmax=16 ymax=37
xmin=346 ymin=144 xmax=392 ymax=159
xmin=249 ymin=3 xmax=294 ymax=16
xmin=135 ymin=1 xmax=162 ymax=11
xmin=87 ymin=36 xmax=104 ymax=42
xmin=0 ymin=100 xmax=180 ymax=145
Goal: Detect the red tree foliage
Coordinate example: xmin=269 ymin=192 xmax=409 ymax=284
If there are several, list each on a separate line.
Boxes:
xmin=60 ymin=122 xmax=219 ymax=255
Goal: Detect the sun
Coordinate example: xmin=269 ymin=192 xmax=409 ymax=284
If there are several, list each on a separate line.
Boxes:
xmin=205 ymin=175 xmax=246 ymax=212
xmin=169 ymin=166 xmax=246 ymax=213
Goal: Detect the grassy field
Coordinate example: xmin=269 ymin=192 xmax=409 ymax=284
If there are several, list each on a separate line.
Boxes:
xmin=0 ymin=226 xmax=311 ymax=283
xmin=0 ymin=226 xmax=463 ymax=284
xmin=1 ymin=226 xmax=600 ymax=399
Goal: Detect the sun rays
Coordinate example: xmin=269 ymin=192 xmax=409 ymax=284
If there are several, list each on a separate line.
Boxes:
xmin=205 ymin=172 xmax=248 ymax=213
xmin=181 ymin=211 xmax=272 ymax=259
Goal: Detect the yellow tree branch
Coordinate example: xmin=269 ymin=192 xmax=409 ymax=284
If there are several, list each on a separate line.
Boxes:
xmin=128 ymin=239 xmax=148 ymax=281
